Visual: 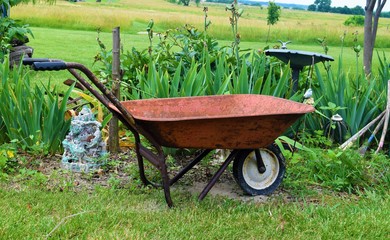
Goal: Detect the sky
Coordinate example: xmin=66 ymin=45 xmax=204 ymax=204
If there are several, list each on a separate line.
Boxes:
xmin=272 ymin=0 xmax=390 ymax=12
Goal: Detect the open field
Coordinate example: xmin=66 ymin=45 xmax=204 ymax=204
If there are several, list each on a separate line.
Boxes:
xmin=12 ymin=0 xmax=390 ymax=80
xmin=25 ymin=26 xmax=390 ymax=87
xmin=12 ymin=0 xmax=390 ymax=47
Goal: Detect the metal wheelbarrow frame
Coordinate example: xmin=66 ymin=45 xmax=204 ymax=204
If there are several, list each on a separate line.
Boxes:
xmin=23 ymin=58 xmax=314 ymax=207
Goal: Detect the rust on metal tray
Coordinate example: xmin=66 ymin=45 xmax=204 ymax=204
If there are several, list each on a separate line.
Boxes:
xmin=121 ymin=94 xmax=314 ymax=149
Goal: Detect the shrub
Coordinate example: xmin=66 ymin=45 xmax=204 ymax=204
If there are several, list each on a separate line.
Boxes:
xmin=0 ymin=17 xmax=33 ymax=62
xmin=344 ymin=15 xmax=365 ymax=26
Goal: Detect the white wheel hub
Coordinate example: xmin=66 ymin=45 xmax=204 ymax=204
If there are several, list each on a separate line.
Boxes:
xmin=242 ymin=149 xmax=280 ymax=190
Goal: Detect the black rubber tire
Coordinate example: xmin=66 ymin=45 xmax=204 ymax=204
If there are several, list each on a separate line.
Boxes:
xmin=233 ymin=145 xmax=285 ymax=196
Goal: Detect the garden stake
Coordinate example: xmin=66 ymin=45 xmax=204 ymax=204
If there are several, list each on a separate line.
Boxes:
xmin=375 ymin=80 xmax=390 ymax=153
xmin=358 ymin=114 xmax=385 ymax=155
xmin=339 ymin=110 xmax=386 ymax=150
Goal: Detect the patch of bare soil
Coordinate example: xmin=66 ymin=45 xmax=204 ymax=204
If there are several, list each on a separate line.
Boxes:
xmin=15 ymin=150 xmax=291 ymax=204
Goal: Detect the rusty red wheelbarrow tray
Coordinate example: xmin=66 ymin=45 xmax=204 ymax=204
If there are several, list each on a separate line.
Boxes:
xmin=122 ymin=95 xmax=312 ymax=149
xmin=23 ymin=59 xmax=314 ymax=207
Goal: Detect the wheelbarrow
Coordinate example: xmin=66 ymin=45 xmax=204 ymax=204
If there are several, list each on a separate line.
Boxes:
xmin=23 ymin=58 xmax=315 ymax=207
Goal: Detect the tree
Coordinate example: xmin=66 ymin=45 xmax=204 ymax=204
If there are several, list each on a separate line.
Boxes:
xmin=307 ymin=4 xmax=316 ymax=11
xmin=351 ymin=6 xmax=365 ymax=15
xmin=315 ymin=0 xmax=331 ymax=12
xmin=266 ymin=1 xmax=281 ymax=43
xmin=364 ymin=0 xmax=387 ymax=75
xmin=179 ymin=0 xmax=190 ymax=6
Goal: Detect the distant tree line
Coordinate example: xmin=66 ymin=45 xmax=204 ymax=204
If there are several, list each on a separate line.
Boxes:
xmin=308 ymin=0 xmax=364 ymax=15
xmin=308 ymin=5 xmax=365 ymax=15
xmin=204 ymin=0 xmax=390 ymax=18
xmin=308 ymin=0 xmax=390 ymax=18
xmin=166 ymin=0 xmax=201 ymax=6
xmin=205 ymin=0 xmax=233 ymax=3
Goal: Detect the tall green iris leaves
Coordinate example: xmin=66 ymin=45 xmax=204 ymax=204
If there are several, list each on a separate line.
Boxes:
xmin=0 ymin=58 xmax=72 ymax=154
xmin=130 ymin=50 xmax=295 ymax=99
xmin=309 ymin=58 xmax=379 ymax=137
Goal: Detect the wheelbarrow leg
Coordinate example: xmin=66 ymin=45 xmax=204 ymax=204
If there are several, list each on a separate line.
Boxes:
xmin=134 ymin=135 xmax=173 ymax=207
xmin=160 ymin=160 xmax=174 ymax=208
xmin=134 ymin=136 xmax=155 ymax=187
xmin=198 ymin=150 xmax=239 ymax=201
xmin=136 ymin=144 xmax=173 ymax=207
xmin=170 ymin=149 xmax=212 ymax=186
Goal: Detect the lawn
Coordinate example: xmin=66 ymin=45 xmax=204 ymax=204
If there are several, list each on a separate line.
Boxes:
xmin=0 ymin=156 xmax=389 ymax=239
xmin=1 ymin=187 xmax=389 ymax=239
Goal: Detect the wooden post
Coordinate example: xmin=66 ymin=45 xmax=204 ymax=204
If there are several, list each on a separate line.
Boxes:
xmin=108 ymin=27 xmax=121 ymax=153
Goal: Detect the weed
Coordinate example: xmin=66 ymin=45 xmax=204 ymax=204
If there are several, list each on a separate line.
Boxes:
xmin=0 ymin=144 xmax=17 ymax=176
xmin=284 ymin=146 xmax=390 ymax=194
xmin=107 ymin=174 xmax=122 ymax=189
xmin=225 ymin=0 xmax=243 ymax=68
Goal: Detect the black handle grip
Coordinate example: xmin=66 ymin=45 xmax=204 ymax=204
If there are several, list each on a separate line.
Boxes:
xmin=32 ymin=62 xmax=67 ymax=71
xmin=22 ymin=58 xmax=51 ymax=66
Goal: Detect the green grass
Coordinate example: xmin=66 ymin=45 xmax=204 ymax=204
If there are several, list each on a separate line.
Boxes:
xmin=25 ymin=26 xmax=390 ymax=87
xmin=12 ymin=0 xmax=390 ymax=47
xmin=0 ymin=185 xmax=389 ymax=239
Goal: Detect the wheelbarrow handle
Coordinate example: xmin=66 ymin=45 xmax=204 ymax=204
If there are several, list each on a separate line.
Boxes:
xmin=22 ymin=58 xmax=51 ymax=65
xmin=32 ymin=62 xmax=67 ymax=71
xmin=22 ymin=57 xmax=143 ymax=139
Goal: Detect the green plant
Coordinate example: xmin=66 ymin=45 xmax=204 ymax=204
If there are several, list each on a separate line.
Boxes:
xmin=316 ymin=37 xmax=329 ymax=55
xmin=225 ymin=0 xmax=243 ymax=69
xmin=95 ymin=23 xmax=222 ymax=99
xmin=285 ymin=147 xmax=386 ymax=193
xmin=0 ymin=17 xmax=33 ymax=61
xmin=0 ymin=143 xmax=17 ymax=178
xmin=298 ymin=130 xmax=332 ymax=148
xmin=227 ymin=51 xmax=297 ymax=99
xmin=203 ymin=7 xmax=211 ymax=33
xmin=131 ymin=58 xmax=208 ymax=99
xmin=344 ymin=15 xmax=365 ymax=26
xmin=375 ymin=52 xmax=389 ymax=110
xmin=352 ymin=31 xmax=362 ymax=79
xmin=306 ymin=60 xmax=379 ymax=138
xmin=0 ymin=59 xmax=72 ymax=154
xmin=17 ymin=167 xmax=48 ymax=186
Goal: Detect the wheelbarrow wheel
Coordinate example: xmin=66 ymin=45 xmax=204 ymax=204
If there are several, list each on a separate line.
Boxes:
xmin=233 ymin=145 xmax=285 ymax=196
